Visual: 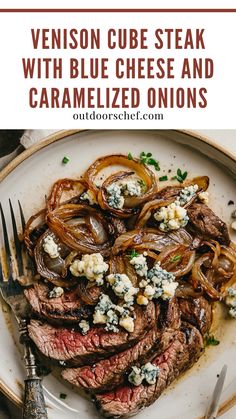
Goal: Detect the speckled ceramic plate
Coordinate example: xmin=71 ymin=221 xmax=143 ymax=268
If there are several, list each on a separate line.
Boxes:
xmin=0 ymin=130 xmax=236 ymax=419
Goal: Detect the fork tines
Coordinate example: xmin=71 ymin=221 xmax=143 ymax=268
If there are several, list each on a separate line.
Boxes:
xmin=0 ymin=200 xmax=26 ymax=284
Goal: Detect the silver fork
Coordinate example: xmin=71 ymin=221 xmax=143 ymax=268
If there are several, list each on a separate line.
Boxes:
xmin=0 ymin=200 xmax=48 ymax=419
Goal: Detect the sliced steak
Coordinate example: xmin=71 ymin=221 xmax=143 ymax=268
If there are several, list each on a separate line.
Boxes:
xmin=158 ymin=297 xmax=181 ymax=330
xmin=156 ymin=185 xmax=182 ymax=201
xmin=62 ymin=328 xmax=180 ymax=393
xmin=28 ymin=302 xmax=156 ymax=366
xmin=187 ymin=203 xmax=230 ymax=245
xmin=95 ymin=324 xmax=203 ymax=418
xmin=24 ymin=283 xmax=93 ymax=323
xmin=178 ymin=296 xmax=212 ymax=335
xmin=62 ymin=299 xmax=181 ymax=393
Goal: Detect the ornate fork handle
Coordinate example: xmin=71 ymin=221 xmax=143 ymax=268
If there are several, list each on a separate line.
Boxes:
xmin=19 ymin=319 xmax=48 ymax=419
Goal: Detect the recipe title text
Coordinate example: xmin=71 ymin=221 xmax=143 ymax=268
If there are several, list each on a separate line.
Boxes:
xmin=21 ymin=27 xmax=215 ymax=110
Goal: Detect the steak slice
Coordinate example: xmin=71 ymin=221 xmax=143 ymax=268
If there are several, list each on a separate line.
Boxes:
xmin=95 ymin=324 xmax=203 ymax=418
xmin=187 ymin=203 xmax=230 ymax=245
xmin=156 ymin=185 xmax=182 ymax=201
xmin=28 ymin=302 xmax=156 ymax=366
xmin=62 ymin=298 xmax=181 ymax=393
xmin=158 ymin=297 xmax=181 ymax=330
xmin=179 ymin=296 xmax=212 ymax=335
xmin=24 ymin=283 xmax=93 ymax=323
xmin=62 ymin=328 xmax=180 ymax=393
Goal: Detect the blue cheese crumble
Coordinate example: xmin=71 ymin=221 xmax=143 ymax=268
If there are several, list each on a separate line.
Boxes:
xmin=154 ymin=202 xmax=189 ymax=232
xmin=198 ymin=191 xmax=209 ymax=204
xmin=176 ymin=184 xmax=198 ymax=206
xmin=106 ymin=273 xmax=139 ymax=304
xmin=122 ymin=180 xmax=142 ymax=197
xmin=80 ymin=190 xmax=97 ymax=205
xmin=225 ymin=286 xmax=236 ymax=318
xmin=154 ymin=184 xmax=199 ymax=232
xmin=137 ymin=262 xmax=178 ymax=305
xmin=128 ymin=362 xmax=159 ymax=386
xmin=69 ymin=253 xmax=109 ymax=285
xmin=106 ymin=180 xmax=142 ymax=209
xmin=93 ymin=294 xmax=135 ymax=333
xmin=48 ymin=286 xmax=64 ymax=299
xmin=79 ymin=320 xmax=90 ymax=335
xmin=106 ymin=183 xmax=125 ymax=209
xmin=43 ymin=236 xmax=59 ymax=258
xmin=130 ymin=252 xmax=148 ymax=277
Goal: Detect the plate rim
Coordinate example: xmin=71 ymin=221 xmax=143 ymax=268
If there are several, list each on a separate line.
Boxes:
xmin=0 ymin=129 xmax=236 ymax=416
xmin=1 ymin=129 xmax=236 ymax=183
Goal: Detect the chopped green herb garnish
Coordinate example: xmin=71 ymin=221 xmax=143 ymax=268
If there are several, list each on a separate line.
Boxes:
xmin=127 ymin=249 xmax=139 ymax=259
xmin=59 ymin=393 xmax=67 ymax=399
xmin=138 ymin=179 xmax=147 ymax=190
xmin=205 ymin=334 xmax=220 ymax=347
xmin=128 ymin=152 xmax=133 ymax=160
xmin=170 ymin=255 xmax=182 ymax=263
xmin=140 ymin=152 xmax=160 ymax=171
xmin=159 ymin=175 xmax=168 ymax=182
xmin=62 ymin=156 xmax=70 ymax=164
xmin=172 ymin=168 xmax=188 ymax=183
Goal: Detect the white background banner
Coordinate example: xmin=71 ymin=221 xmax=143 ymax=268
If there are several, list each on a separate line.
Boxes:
xmin=0 ymin=8 xmax=235 ymax=128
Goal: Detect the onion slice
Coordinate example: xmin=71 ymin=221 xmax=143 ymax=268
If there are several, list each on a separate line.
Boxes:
xmin=192 ymin=253 xmax=222 ymax=299
xmin=47 ymin=178 xmax=87 ymax=211
xmin=46 ymin=204 xmax=111 ymax=256
xmin=84 ymin=154 xmax=158 ymax=217
xmin=34 ymin=230 xmax=75 ymax=286
xmin=156 ymin=244 xmax=196 ymax=277
xmin=175 ymin=280 xmax=203 ymax=298
xmin=135 ymin=198 xmax=174 ymax=228
xmin=112 ymin=228 xmax=193 ymax=255
xmin=76 ymin=279 xmax=102 ymax=305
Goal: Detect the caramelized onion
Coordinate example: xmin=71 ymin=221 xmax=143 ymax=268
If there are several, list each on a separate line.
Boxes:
xmin=156 ymin=244 xmax=196 ymax=277
xmin=109 ymin=255 xmax=139 ymax=288
xmin=47 ymin=178 xmax=87 ymax=211
xmin=24 ymin=208 xmax=46 ymax=255
xmin=34 ymin=231 xmax=74 ymax=286
xmin=112 ymin=228 xmax=193 ymax=255
xmin=97 ymin=171 xmax=135 ymax=218
xmin=136 ymin=176 xmax=210 ymax=227
xmin=24 ymin=152 xmax=235 ymax=311
xmin=76 ymin=279 xmax=102 ymax=305
xmin=84 ymin=154 xmax=158 ymax=217
xmin=175 ymin=280 xmax=203 ymax=298
xmin=135 ymin=198 xmax=175 ymax=228
xmin=47 ymin=204 xmax=111 ymax=256
xmin=192 ymin=176 xmax=209 ymax=192
xmin=109 ymin=255 xmax=126 ymax=274
xmin=192 ymin=253 xmax=222 ymax=299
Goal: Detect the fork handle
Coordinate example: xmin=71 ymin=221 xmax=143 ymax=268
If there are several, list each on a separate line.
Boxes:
xmin=19 ymin=320 xmax=48 ymax=419
xmin=23 ymin=378 xmax=48 ymax=419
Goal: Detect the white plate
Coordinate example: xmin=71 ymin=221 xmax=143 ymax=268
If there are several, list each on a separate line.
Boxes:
xmin=0 ymin=129 xmax=236 ymax=419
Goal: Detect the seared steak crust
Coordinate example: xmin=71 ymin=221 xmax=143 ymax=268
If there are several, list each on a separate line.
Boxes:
xmin=24 ymin=283 xmax=93 ymax=323
xmin=155 ymin=185 xmax=182 ymax=201
xmin=179 ymin=296 xmax=212 ymax=335
xmin=95 ymin=324 xmax=203 ymax=418
xmin=158 ymin=297 xmax=181 ymax=330
xmin=187 ymin=203 xmax=230 ymax=245
xmin=28 ymin=302 xmax=156 ymax=366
